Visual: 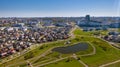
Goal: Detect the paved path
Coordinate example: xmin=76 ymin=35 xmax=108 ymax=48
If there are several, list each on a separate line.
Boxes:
xmin=33 ymin=58 xmax=53 ymax=66
xmin=0 ymin=43 xmax=44 ymax=64
xmin=30 ymin=47 xmax=55 ymax=63
xmin=30 ymin=27 xmax=95 ymax=67
xmin=96 ymin=36 xmax=120 ymax=50
xmin=72 ymin=54 xmax=88 ymax=67
xmin=26 ymin=60 xmax=33 ymax=67
xmin=80 ymin=42 xmax=96 ymax=57
xmin=6 ymin=45 xmax=64 ymax=67
xmin=30 ymin=26 xmax=77 ymax=63
xmin=35 ymin=57 xmax=69 ymax=67
xmin=99 ymin=59 xmax=120 ymax=67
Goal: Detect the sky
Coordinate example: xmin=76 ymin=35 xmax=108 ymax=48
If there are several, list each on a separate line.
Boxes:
xmin=0 ymin=0 xmax=120 ymax=17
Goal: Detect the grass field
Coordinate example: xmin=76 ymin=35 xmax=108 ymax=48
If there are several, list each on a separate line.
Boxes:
xmin=74 ymin=28 xmax=120 ymax=67
xmin=74 ymin=28 xmax=108 ymax=36
xmin=44 ymin=58 xmax=84 ymax=67
xmin=106 ymin=62 xmax=120 ymax=67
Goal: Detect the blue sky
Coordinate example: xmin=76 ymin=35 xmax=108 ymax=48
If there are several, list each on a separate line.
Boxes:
xmin=0 ymin=0 xmax=120 ymax=17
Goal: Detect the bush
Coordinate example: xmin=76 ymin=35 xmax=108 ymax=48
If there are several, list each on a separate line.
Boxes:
xmin=19 ymin=63 xmax=27 ymax=67
xmin=77 ymin=57 xmax=81 ymax=60
xmin=39 ymin=46 xmax=44 ymax=50
xmin=81 ymin=37 xmax=84 ymax=39
xmin=99 ymin=45 xmax=107 ymax=51
xmin=24 ymin=51 xmax=35 ymax=60
xmin=66 ymin=59 xmax=70 ymax=62
xmin=75 ymin=38 xmax=80 ymax=41
xmin=65 ymin=58 xmax=71 ymax=62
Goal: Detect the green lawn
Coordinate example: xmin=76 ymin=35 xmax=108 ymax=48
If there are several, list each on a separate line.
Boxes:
xmin=118 ymin=28 xmax=120 ymax=32
xmin=117 ymin=43 xmax=120 ymax=47
xmin=74 ymin=28 xmax=108 ymax=36
xmin=44 ymin=58 xmax=84 ymax=67
xmin=106 ymin=62 xmax=120 ymax=67
xmin=73 ymin=28 xmax=120 ymax=67
xmin=32 ymin=41 xmax=93 ymax=66
xmin=73 ymin=28 xmax=92 ymax=36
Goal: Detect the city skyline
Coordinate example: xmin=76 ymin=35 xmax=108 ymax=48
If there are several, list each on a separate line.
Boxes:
xmin=0 ymin=0 xmax=120 ymax=17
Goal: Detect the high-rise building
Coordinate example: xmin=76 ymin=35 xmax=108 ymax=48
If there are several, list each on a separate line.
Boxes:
xmin=85 ymin=15 xmax=90 ymax=22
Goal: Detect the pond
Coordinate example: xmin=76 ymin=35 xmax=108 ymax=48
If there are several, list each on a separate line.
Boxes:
xmin=52 ymin=43 xmax=89 ymax=54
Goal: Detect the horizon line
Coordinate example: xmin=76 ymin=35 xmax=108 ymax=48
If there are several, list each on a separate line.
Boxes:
xmin=0 ymin=16 xmax=120 ymax=18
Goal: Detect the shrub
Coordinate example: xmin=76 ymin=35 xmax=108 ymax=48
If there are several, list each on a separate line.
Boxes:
xmin=99 ymin=45 xmax=107 ymax=51
xmin=24 ymin=51 xmax=35 ymax=60
xmin=75 ymin=38 xmax=80 ymax=41
xmin=39 ymin=46 xmax=44 ymax=50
